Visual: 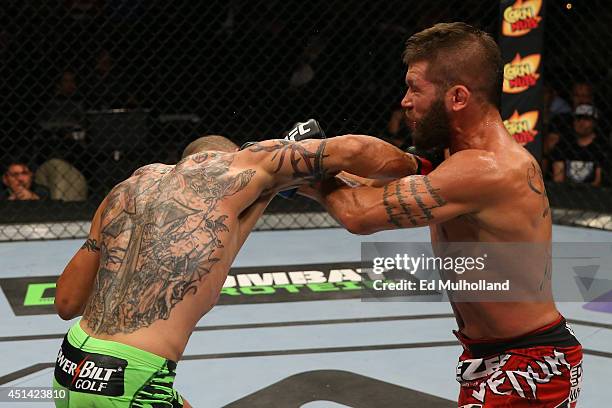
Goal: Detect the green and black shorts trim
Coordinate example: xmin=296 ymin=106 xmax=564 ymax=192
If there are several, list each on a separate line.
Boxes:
xmin=53 ymin=320 xmax=184 ymax=408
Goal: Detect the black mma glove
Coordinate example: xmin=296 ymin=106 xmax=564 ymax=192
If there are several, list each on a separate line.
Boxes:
xmin=278 ymin=119 xmax=326 ymax=198
xmin=285 ymin=118 xmax=326 ymax=141
xmin=239 ymin=119 xmax=326 ymax=198
xmin=239 ymin=119 xmax=326 ymax=150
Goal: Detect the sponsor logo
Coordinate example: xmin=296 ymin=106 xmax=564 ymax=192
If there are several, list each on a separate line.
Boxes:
xmin=457 ymin=350 xmax=572 ymax=403
xmin=457 ymin=354 xmax=511 ymax=383
xmin=503 ymin=53 xmax=541 ymax=94
xmin=54 ymin=339 xmax=127 ymax=396
xmin=287 ymin=123 xmax=312 ymax=140
xmin=568 ymin=361 xmax=582 ymax=404
xmin=503 ymin=110 xmax=539 ymax=145
xmin=222 ymin=268 xmax=362 ymax=293
xmin=1 ymin=263 xmax=371 ymax=315
xmin=1 ymin=262 xmax=444 ymax=316
xmin=502 ymin=0 xmax=542 ymax=37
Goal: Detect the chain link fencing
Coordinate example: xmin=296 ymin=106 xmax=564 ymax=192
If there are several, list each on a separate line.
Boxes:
xmin=0 ymin=0 xmax=610 ymax=241
xmin=541 ymin=0 xmax=612 ymax=229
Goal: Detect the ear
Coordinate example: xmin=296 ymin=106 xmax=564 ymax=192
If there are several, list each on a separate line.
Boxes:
xmin=447 ymin=85 xmax=470 ymax=112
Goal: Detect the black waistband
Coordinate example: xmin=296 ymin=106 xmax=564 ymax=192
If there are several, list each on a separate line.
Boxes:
xmin=454 ymin=318 xmax=581 ymax=359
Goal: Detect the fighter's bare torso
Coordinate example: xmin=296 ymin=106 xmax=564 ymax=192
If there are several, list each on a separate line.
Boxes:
xmin=67 ymin=135 xmax=417 ymax=361
xmin=430 ymin=138 xmax=558 ymax=339
xmin=81 ymin=152 xmax=265 ymax=361
xmin=314 ymin=127 xmax=561 ymax=340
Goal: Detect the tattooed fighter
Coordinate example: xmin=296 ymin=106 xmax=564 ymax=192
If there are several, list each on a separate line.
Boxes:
xmin=303 ymin=24 xmax=583 ymax=407
xmin=52 ymin=120 xmax=426 ymax=407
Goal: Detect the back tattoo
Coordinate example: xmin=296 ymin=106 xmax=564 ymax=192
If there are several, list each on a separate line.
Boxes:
xmin=84 ymin=153 xmax=255 ymax=334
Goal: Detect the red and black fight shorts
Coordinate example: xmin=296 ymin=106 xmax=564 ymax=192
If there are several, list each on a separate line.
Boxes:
xmin=455 ymin=316 xmax=582 ymax=407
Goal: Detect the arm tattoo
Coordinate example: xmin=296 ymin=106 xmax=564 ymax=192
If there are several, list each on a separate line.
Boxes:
xmin=83 ymin=154 xmax=255 ymax=335
xmin=409 ymin=177 xmax=446 ymax=221
xmin=383 ymin=183 xmax=417 ymax=227
xmin=383 ymin=176 xmax=447 ymax=227
xmin=81 ymin=238 xmax=100 ymax=252
xmin=247 ymin=140 xmax=329 ymax=180
xmin=422 ymin=177 xmax=447 ymax=206
xmin=527 ymin=162 xmax=550 ymax=218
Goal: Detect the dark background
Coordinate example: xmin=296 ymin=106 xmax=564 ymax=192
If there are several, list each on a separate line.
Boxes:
xmin=1 ymin=0 xmax=611 ymax=234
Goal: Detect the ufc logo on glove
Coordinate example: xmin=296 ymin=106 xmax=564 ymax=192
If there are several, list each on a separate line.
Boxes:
xmin=287 ymin=122 xmax=313 ymax=140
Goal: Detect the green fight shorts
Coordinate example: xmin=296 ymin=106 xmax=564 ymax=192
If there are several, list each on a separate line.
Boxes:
xmin=52 ymin=321 xmax=184 ymax=408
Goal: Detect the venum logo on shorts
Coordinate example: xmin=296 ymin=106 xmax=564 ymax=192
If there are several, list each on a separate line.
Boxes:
xmin=457 ymin=354 xmax=512 ymax=382
xmin=457 ymin=350 xmax=572 ymax=403
xmin=54 ymin=338 xmax=127 ymax=396
xmin=568 ymin=361 xmax=582 ymax=404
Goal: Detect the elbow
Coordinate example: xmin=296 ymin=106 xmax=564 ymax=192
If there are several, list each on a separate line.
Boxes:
xmin=341 ymin=211 xmax=376 ymax=235
xmin=54 ymin=293 xmax=81 ymax=321
xmin=347 ymin=225 xmax=375 ymax=236
xmin=56 ymin=308 xmax=78 ymax=321
xmin=56 ymin=305 xmax=80 ymax=321
xmin=57 ymin=311 xmax=77 ymax=321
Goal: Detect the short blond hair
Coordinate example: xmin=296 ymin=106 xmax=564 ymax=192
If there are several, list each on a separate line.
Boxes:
xmin=181 ymin=135 xmax=238 ymax=158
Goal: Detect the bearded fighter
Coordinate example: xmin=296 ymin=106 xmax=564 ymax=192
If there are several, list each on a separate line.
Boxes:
xmin=302 ymin=23 xmax=583 ymax=407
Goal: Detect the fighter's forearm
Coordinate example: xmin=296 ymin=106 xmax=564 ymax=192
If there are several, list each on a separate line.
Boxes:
xmin=304 ymin=178 xmax=370 ymax=233
xmin=55 ymin=238 xmax=101 ymax=320
xmin=55 ymin=269 xmax=96 ymax=320
xmin=335 ymin=172 xmax=392 ymax=188
xmin=326 ymin=135 xmax=418 ymax=179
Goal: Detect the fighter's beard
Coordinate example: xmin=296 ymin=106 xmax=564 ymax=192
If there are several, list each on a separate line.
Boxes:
xmin=412 ymin=97 xmax=452 ymax=150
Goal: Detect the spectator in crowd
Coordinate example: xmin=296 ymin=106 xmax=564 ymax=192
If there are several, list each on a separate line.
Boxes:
xmin=381 ymin=103 xmax=412 ymax=149
xmin=39 ymin=68 xmax=84 ymax=136
xmin=571 ymin=82 xmax=594 ymax=107
xmin=552 ymin=104 xmax=609 ymax=187
xmin=35 ymin=158 xmax=88 ymax=202
xmin=543 ymin=83 xmax=571 ymax=124
xmin=543 ymin=81 xmax=595 ymax=178
xmin=1 ymin=162 xmax=49 ymax=200
xmin=84 ymin=48 xmax=138 ymax=110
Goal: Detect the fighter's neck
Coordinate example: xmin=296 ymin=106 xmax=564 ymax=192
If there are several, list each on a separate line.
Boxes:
xmin=448 ymin=108 xmax=507 ymax=154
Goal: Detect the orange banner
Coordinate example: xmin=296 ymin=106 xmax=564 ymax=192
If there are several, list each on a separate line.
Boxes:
xmin=499 ymin=0 xmax=544 ymax=158
xmin=502 ymin=0 xmax=543 ymax=37
xmin=503 ymin=110 xmax=539 ymax=145
xmin=503 ymin=53 xmax=541 ymax=94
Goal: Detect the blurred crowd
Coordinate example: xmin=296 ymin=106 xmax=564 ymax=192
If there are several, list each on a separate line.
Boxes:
xmin=6 ymin=76 xmax=610 ymax=203
xmin=2 ymin=0 xmax=611 ymax=205
xmin=542 ymin=81 xmax=611 ymax=187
